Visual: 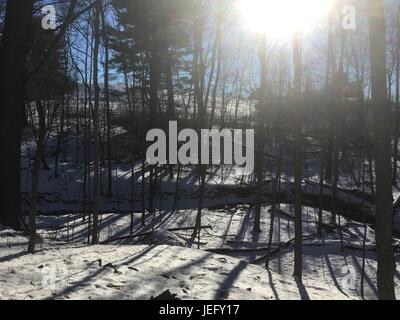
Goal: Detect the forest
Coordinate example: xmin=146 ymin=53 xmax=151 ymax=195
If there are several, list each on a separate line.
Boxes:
xmin=0 ymin=0 xmax=399 ymax=301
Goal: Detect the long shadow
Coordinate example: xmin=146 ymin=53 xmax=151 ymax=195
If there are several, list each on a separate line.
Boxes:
xmin=155 ymin=209 xmax=179 ymax=230
xmin=106 ymin=211 xmax=164 ymax=242
xmin=349 ymin=254 xmax=378 ymax=298
xmin=61 ymin=210 xmax=155 ymax=243
xmin=119 ymin=245 xmax=169 ymax=267
xmin=276 ymin=216 xmax=282 ymax=273
xmin=213 ymin=260 xmax=247 ymax=299
xmin=0 ymin=242 xmax=29 ymax=248
xmin=50 ymin=245 xmax=157 ymax=299
xmin=235 ymin=206 xmax=251 ymax=241
xmin=323 ymin=253 xmax=349 ymax=298
xmin=54 ymin=212 xmax=128 ymax=242
xmin=295 ymin=278 xmax=310 ymax=300
xmin=221 ymin=210 xmax=235 ymax=246
xmin=109 ymin=249 xmax=215 ymax=300
xmin=267 ymin=269 xmax=279 ymax=300
xmin=0 ymin=250 xmax=28 ymax=263
xmin=249 ymin=207 xmax=260 ymax=262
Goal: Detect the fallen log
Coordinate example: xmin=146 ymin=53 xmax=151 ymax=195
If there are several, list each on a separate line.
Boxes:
xmin=250 ymin=234 xmax=318 ymax=264
xmin=271 ymin=208 xmax=360 ymax=238
xmin=214 ymin=182 xmax=375 ymax=227
xmin=205 ymin=245 xmax=281 ymax=254
xmin=208 ymin=239 xmax=400 ymax=257
xmin=344 ymin=244 xmax=400 ymax=253
xmin=100 ymin=225 xmax=213 ymax=244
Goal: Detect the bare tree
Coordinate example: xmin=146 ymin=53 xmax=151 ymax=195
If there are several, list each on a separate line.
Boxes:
xmin=254 ymin=34 xmax=267 ymax=233
xmin=91 ymin=0 xmax=102 ymax=244
xmin=368 ymin=0 xmax=396 ymax=300
xmin=28 ymin=101 xmax=46 ymax=253
xmin=293 ymin=32 xmax=303 ymax=281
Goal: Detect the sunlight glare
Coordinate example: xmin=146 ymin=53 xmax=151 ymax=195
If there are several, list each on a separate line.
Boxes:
xmin=237 ymin=0 xmax=333 ymax=38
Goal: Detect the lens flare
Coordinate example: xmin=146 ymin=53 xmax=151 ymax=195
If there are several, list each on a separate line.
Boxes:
xmin=237 ymin=0 xmax=333 ymax=38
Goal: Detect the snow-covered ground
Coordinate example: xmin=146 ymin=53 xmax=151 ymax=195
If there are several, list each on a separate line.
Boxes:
xmin=8 ymin=125 xmax=399 ymax=300
xmin=0 ymin=226 xmax=356 ymax=300
xmin=1 ymin=203 xmax=400 ymax=300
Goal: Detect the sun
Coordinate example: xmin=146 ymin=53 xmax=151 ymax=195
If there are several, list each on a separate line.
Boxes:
xmin=237 ymin=0 xmax=333 ymax=38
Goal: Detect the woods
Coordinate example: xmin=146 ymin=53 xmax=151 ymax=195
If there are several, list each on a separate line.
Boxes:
xmin=0 ymin=0 xmax=399 ymax=301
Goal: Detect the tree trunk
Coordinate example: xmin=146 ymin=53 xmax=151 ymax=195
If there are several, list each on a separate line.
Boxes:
xmin=91 ymin=0 xmax=101 ymax=244
xmin=254 ymin=34 xmax=267 ymax=233
xmin=141 ymin=159 xmax=146 ymax=226
xmin=293 ymin=32 xmax=303 ymax=281
xmin=166 ymin=51 xmax=175 ymax=119
xmin=191 ymin=0 xmax=207 ymax=245
xmin=0 ymin=0 xmax=35 ymax=230
xmin=368 ymin=0 xmax=396 ymax=300
xmin=393 ymin=6 xmax=400 ymax=186
xmin=101 ymin=4 xmax=113 ymax=197
xmin=28 ymin=101 xmax=46 ymax=253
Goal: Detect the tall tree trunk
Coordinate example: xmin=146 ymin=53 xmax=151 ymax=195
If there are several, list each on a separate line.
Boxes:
xmin=318 ymin=144 xmax=324 ymax=237
xmin=166 ymin=50 xmax=175 ymax=119
xmin=101 ymin=3 xmax=113 ymax=197
xmin=206 ymin=4 xmax=223 ymax=117
xmin=28 ymin=101 xmax=46 ymax=253
xmin=325 ymin=13 xmax=335 ymax=181
xmin=393 ymin=5 xmax=400 ymax=186
xmin=82 ymin=21 xmax=90 ymax=222
xmin=293 ymin=32 xmax=303 ymax=281
xmin=0 ymin=0 xmax=35 ymax=230
xmin=149 ymin=44 xmax=160 ymax=122
xmin=266 ymin=134 xmax=282 ymax=268
xmin=360 ymin=156 xmax=367 ymax=299
xmin=209 ymin=12 xmax=222 ymax=128
xmin=141 ymin=158 xmax=146 ymax=226
xmin=91 ymin=0 xmax=101 ymax=244
xmin=54 ymin=97 xmax=66 ymax=178
xmin=254 ymin=34 xmax=267 ymax=233
xmin=191 ymin=0 xmax=207 ymax=244
xmin=122 ymin=62 xmax=133 ymax=113
xmin=368 ymin=0 xmax=396 ymax=300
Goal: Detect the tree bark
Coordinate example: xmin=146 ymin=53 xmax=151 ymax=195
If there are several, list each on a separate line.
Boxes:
xmin=91 ymin=0 xmax=101 ymax=244
xmin=28 ymin=101 xmax=46 ymax=253
xmin=368 ymin=0 xmax=396 ymax=300
xmin=393 ymin=5 xmax=400 ymax=186
xmin=254 ymin=34 xmax=267 ymax=233
xmin=0 ymin=0 xmax=35 ymax=230
xmin=293 ymin=32 xmax=303 ymax=282
xmin=101 ymin=3 xmax=113 ymax=197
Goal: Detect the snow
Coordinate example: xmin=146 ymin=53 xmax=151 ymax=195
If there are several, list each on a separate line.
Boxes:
xmin=135 ymin=230 xmax=186 ymax=247
xmin=0 ymin=233 xmax=353 ymax=300
xmin=1 ymin=204 xmax=400 ymax=300
xmin=11 ymin=125 xmax=400 ymax=300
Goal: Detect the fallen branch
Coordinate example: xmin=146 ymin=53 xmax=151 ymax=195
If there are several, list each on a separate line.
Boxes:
xmin=214 ymin=182 xmax=375 ymax=226
xmin=250 ymin=234 xmax=318 ymax=264
xmin=100 ymin=225 xmax=213 ymax=244
xmin=272 ymin=208 xmax=359 ymax=238
xmin=205 ymin=246 xmax=280 ymax=254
